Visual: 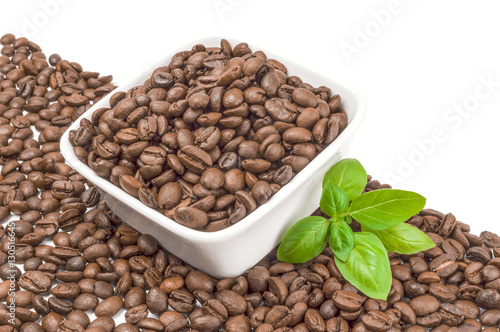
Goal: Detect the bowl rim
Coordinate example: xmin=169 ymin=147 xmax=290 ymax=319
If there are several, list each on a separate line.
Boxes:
xmin=60 ymin=36 xmax=366 ymax=244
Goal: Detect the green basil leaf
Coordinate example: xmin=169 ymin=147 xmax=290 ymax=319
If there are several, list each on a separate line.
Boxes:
xmin=363 ymin=223 xmax=436 ymax=254
xmin=347 ymin=189 xmax=426 ymax=230
xmin=277 ymin=216 xmax=330 ymax=264
xmin=329 ymin=219 xmax=354 ymax=262
xmin=335 ymin=232 xmax=391 ymax=300
xmin=320 ymin=181 xmax=349 ymax=218
xmin=322 ymin=158 xmax=367 ymax=200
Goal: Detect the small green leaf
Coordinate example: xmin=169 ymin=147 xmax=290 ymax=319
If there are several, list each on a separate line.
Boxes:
xmin=320 ymin=181 xmax=349 ymax=218
xmin=335 ymin=232 xmax=391 ymax=300
xmin=329 ymin=219 xmax=354 ymax=262
xmin=347 ymin=189 xmax=426 ymax=230
xmin=363 ymin=223 xmax=436 ymax=254
xmin=323 ymin=158 xmax=367 ymax=200
xmin=277 ymin=216 xmax=330 ymax=264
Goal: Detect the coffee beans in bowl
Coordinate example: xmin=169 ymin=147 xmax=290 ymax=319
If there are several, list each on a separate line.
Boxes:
xmin=69 ymin=39 xmax=346 ymax=231
xmin=61 ymin=37 xmax=366 ymax=277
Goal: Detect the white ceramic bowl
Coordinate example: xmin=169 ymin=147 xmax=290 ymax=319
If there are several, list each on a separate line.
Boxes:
xmin=60 ymin=37 xmax=366 ymax=278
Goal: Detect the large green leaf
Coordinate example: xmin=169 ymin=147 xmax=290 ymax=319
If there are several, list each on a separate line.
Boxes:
xmin=363 ymin=223 xmax=435 ymax=254
xmin=335 ymin=232 xmax=391 ymax=300
xmin=347 ymin=189 xmax=426 ymax=230
xmin=320 ymin=181 xmax=349 ymax=218
xmin=277 ymin=216 xmax=330 ymax=264
xmin=329 ymin=219 xmax=354 ymax=262
xmin=322 ymin=158 xmax=367 ymax=200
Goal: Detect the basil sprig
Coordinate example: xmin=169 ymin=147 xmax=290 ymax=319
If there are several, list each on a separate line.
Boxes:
xmin=277 ymin=159 xmax=435 ymax=300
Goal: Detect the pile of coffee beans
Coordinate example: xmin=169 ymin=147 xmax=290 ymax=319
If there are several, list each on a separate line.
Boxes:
xmin=1 ymin=34 xmax=500 ymax=332
xmin=68 ymin=39 xmax=347 ymax=231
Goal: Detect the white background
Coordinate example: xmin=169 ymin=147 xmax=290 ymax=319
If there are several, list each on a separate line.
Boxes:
xmin=2 ymin=0 xmax=500 ymax=236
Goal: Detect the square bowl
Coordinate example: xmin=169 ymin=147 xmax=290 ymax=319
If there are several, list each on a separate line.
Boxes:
xmin=60 ymin=37 xmax=366 ymax=278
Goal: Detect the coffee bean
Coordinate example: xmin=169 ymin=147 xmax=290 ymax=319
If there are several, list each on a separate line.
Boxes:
xmin=185 ymin=270 xmax=215 ymax=293
xmin=292 ymin=88 xmax=318 ymax=108
xmin=95 ymin=296 xmax=123 ymax=317
xmin=169 ymin=289 xmax=196 ymax=313
xmin=48 ymin=296 xmax=73 ymax=315
xmin=361 ymin=310 xmax=392 ymax=331
xmin=158 ymin=182 xmax=182 ymax=209
xmin=159 ymin=311 xmax=189 ymax=332
xmin=19 ymin=270 xmax=52 ymax=293
xmin=124 ymin=287 xmax=146 ymax=309
xmin=480 ymin=309 xmax=500 ymax=326
xmin=430 ymin=254 xmax=458 ymax=277
xmin=118 ymin=175 xmax=143 ymax=198
xmin=137 ymin=234 xmax=157 ymax=256
xmin=173 ymin=206 xmax=209 ymax=229
xmin=265 ymin=305 xmax=291 ymax=328
xmin=439 ymin=303 xmax=464 ymax=326
xmin=409 ymin=295 xmax=440 ymax=316
xmin=73 ymin=293 xmax=99 ymax=311
xmin=67 ymin=310 xmax=91 ymax=328
xmin=332 ymin=290 xmax=363 ymax=311
xmin=201 ymin=168 xmax=225 ymax=190
xmin=190 ymin=314 xmax=223 ymax=332
xmin=87 ymin=316 xmax=116 ymax=332
xmin=475 ymin=289 xmax=500 ymax=309
xmin=216 ymin=289 xmax=247 ymax=316
xmin=83 ymin=243 xmax=111 ymax=262
xmin=178 ymin=145 xmax=213 ymax=174
xmin=32 ymin=294 xmax=50 ymax=315
xmin=41 ymin=312 xmax=64 ymax=332
xmin=50 ymin=282 xmax=80 ymax=299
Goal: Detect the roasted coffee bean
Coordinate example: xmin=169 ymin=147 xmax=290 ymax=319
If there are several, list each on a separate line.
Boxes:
xmin=50 ymin=282 xmax=80 ymax=299
xmin=66 ymin=310 xmax=91 ymax=328
xmin=429 ymin=282 xmax=456 ymax=302
xmin=124 ymin=287 xmax=146 ymax=310
xmin=439 ymin=303 xmax=464 ymax=326
xmin=169 ymin=289 xmax=196 ymax=313
xmin=159 ymin=311 xmax=189 ymax=332
xmin=185 ymin=270 xmax=215 ymax=293
xmin=467 ymin=246 xmax=491 ymax=264
xmin=87 ymin=316 xmax=116 ymax=332
xmin=19 ymin=270 xmax=52 ymax=293
xmin=145 ymin=287 xmax=169 ymax=314
xmin=332 ymin=290 xmax=363 ymax=311
xmin=137 ymin=234 xmax=158 ymax=255
xmin=442 ymin=238 xmax=465 ymax=260
xmin=361 ymin=310 xmax=392 ymax=331
xmin=158 ymin=182 xmax=182 ymax=209
xmin=73 ymin=293 xmax=99 ymax=311
xmin=265 ymin=305 xmax=291 ymax=328
xmin=475 ymin=289 xmax=500 ymax=309
xmin=173 ymin=206 xmax=209 ymax=229
xmin=430 ymin=254 xmax=458 ymax=277
xmin=409 ymin=295 xmax=440 ymax=316
xmin=48 ymin=296 xmax=73 ymax=315
xmin=125 ymin=304 xmax=149 ymax=324
xmin=41 ymin=312 xmax=64 ymax=332
xmin=32 ymin=295 xmax=50 ymax=315
xmin=201 ymin=168 xmax=225 ymax=190
xmin=95 ymin=296 xmax=123 ymax=317
xmin=480 ymin=309 xmax=500 ymax=326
